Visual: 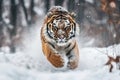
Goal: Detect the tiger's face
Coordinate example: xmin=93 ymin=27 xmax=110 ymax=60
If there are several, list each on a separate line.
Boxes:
xmin=46 ymin=15 xmax=76 ymax=44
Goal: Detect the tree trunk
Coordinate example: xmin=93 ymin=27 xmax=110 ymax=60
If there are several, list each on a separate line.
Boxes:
xmin=54 ymin=0 xmax=64 ymax=6
xmin=75 ymin=0 xmax=85 ymax=24
xmin=44 ymin=0 xmax=50 ymax=13
xmin=29 ymin=0 xmax=36 ymax=24
xmin=20 ymin=0 xmax=28 ymax=24
xmin=0 ymin=0 xmax=3 ymax=21
xmin=10 ymin=0 xmax=18 ymax=52
xmin=67 ymin=0 xmax=75 ymax=12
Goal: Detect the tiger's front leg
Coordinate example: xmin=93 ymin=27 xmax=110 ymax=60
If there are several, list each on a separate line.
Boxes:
xmin=42 ymin=40 xmax=64 ymax=68
xmin=66 ymin=43 xmax=79 ymax=69
xmin=47 ymin=52 xmax=64 ymax=68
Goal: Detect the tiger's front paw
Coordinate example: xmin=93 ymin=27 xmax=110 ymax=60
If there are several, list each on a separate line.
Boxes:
xmin=48 ymin=53 xmax=64 ymax=68
xmin=67 ymin=56 xmax=79 ymax=69
xmin=67 ymin=60 xmax=78 ymax=69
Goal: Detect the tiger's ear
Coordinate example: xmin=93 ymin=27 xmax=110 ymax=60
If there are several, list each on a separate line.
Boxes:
xmin=69 ymin=12 xmax=76 ymax=18
xmin=47 ymin=12 xmax=53 ymax=18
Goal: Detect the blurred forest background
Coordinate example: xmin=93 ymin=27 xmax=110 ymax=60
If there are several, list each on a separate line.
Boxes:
xmin=0 ymin=0 xmax=120 ymax=53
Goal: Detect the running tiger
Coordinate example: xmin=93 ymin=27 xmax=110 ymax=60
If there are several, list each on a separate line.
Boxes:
xmin=41 ymin=6 xmax=79 ymax=69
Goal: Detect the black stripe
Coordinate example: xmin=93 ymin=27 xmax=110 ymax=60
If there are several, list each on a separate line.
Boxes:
xmin=69 ymin=34 xmax=75 ymax=39
xmin=68 ymin=55 xmax=73 ymax=59
xmin=48 ymin=42 xmax=55 ymax=49
xmin=68 ymin=23 xmax=76 ymax=40
xmin=65 ymin=43 xmax=71 ymax=49
xmin=46 ymin=24 xmax=53 ymax=39
xmin=74 ymin=23 xmax=76 ymax=33
xmin=66 ymin=42 xmax=76 ymax=57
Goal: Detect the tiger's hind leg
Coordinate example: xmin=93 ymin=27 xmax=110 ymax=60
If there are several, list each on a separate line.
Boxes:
xmin=66 ymin=43 xmax=79 ymax=69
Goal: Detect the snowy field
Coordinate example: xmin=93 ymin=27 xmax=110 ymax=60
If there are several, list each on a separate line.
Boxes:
xmin=0 ymin=26 xmax=120 ymax=80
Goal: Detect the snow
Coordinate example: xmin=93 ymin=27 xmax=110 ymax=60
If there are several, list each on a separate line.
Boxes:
xmin=0 ymin=26 xmax=120 ymax=80
xmin=34 ymin=7 xmax=44 ymax=15
xmin=85 ymin=0 xmax=94 ymax=3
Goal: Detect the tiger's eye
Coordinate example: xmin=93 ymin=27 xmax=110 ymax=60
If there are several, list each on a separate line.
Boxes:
xmin=53 ymin=23 xmax=56 ymax=26
xmin=52 ymin=24 xmax=58 ymax=31
xmin=48 ymin=23 xmax=52 ymax=29
xmin=65 ymin=24 xmax=71 ymax=30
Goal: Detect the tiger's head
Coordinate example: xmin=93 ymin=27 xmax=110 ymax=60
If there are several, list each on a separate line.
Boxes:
xmin=43 ymin=6 xmax=79 ymax=45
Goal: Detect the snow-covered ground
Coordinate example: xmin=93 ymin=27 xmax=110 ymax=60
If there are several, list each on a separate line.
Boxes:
xmin=0 ymin=26 xmax=120 ymax=80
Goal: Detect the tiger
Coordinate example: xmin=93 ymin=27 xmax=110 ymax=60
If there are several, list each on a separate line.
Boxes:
xmin=41 ymin=6 xmax=79 ymax=69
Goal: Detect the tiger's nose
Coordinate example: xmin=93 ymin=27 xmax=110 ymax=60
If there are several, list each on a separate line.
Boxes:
xmin=58 ymin=29 xmax=65 ymax=35
xmin=59 ymin=35 xmax=64 ymax=39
